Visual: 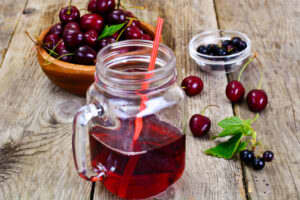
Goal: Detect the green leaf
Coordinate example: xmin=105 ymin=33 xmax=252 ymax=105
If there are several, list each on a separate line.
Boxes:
xmin=98 ymin=23 xmax=125 ymax=40
xmin=215 ymin=126 xmax=243 ymax=138
xmin=204 ymin=133 xmax=243 ymax=159
xmin=243 ymin=119 xmax=252 ymax=125
xmin=237 ymin=141 xmax=248 ymax=153
xmin=218 ymin=116 xmax=243 ymax=129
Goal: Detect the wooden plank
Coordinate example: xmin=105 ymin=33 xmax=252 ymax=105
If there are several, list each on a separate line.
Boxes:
xmin=0 ymin=0 xmax=28 ymax=67
xmin=0 ymin=0 xmax=93 ymax=199
xmin=94 ymin=0 xmax=245 ymax=199
xmin=215 ymin=0 xmax=300 ymax=199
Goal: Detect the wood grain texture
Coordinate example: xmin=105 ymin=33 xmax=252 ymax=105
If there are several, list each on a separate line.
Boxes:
xmin=215 ymin=0 xmax=300 ymax=199
xmin=94 ymin=0 xmax=245 ymax=199
xmin=0 ymin=0 xmax=92 ymax=199
xmin=0 ymin=0 xmax=28 ymax=67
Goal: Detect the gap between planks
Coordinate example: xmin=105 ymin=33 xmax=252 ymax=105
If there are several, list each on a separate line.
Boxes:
xmin=212 ymin=0 xmax=250 ymax=199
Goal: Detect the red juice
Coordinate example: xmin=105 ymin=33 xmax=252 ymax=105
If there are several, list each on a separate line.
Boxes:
xmin=89 ymin=115 xmax=185 ymax=199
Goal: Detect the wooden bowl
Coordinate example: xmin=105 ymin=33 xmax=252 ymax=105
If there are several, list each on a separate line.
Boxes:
xmin=37 ymin=22 xmax=156 ymax=96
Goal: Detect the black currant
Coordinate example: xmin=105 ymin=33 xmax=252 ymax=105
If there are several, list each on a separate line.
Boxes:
xmin=217 ymin=48 xmax=227 ymax=56
xmin=221 ymin=40 xmax=231 ymax=48
xmin=225 ymin=44 xmax=236 ymax=55
xmin=240 ymin=150 xmax=255 ymax=165
xmin=197 ymin=45 xmax=209 ymax=54
xmin=231 ymin=37 xmax=242 ymax=46
xmin=237 ymin=40 xmax=247 ymax=51
xmin=207 ymin=44 xmax=219 ymax=55
xmin=252 ymin=157 xmax=265 ymax=170
xmin=263 ymin=151 xmax=274 ymax=162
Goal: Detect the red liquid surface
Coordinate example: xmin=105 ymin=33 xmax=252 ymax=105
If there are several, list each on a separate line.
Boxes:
xmin=89 ymin=115 xmax=185 ymax=199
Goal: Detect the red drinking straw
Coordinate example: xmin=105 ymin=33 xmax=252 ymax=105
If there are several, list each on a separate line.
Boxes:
xmin=132 ymin=17 xmax=164 ymax=142
xmin=118 ymin=18 xmax=164 ymax=197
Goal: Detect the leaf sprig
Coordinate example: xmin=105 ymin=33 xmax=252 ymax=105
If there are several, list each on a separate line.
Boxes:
xmin=98 ymin=23 xmax=126 ymax=40
xmin=205 ymin=114 xmax=259 ymax=159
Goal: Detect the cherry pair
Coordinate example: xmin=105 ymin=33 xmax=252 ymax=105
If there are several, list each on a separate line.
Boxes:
xmin=226 ymin=54 xmax=268 ymax=112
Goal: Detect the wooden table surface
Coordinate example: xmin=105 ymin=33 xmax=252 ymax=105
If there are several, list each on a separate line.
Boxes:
xmin=0 ymin=0 xmax=299 ymax=199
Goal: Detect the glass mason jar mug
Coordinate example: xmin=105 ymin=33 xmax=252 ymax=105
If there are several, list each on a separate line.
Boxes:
xmin=73 ymin=40 xmax=186 ymax=199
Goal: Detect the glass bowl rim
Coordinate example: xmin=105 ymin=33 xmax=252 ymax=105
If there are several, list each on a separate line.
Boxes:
xmin=189 ymin=30 xmax=251 ymax=61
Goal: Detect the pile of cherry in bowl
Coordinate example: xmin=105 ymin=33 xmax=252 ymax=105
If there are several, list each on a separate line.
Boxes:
xmin=43 ymin=0 xmax=152 ymax=65
xmin=197 ymin=37 xmax=247 ymax=57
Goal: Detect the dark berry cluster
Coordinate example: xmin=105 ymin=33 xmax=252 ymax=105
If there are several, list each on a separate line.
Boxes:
xmin=43 ymin=0 xmax=152 ymax=65
xmin=197 ymin=37 xmax=247 ymax=57
xmin=240 ymin=150 xmax=274 ymax=170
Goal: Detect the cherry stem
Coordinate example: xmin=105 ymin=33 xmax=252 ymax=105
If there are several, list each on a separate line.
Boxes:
xmin=117 ymin=0 xmax=121 ymax=9
xmin=119 ymin=3 xmax=145 ymax=10
xmin=48 ymin=49 xmax=59 ymax=56
xmin=126 ymin=5 xmax=145 ymax=10
xmin=52 ymin=40 xmax=62 ymax=51
xmin=57 ymin=53 xmax=74 ymax=60
xmin=200 ymin=104 xmax=219 ymax=115
xmin=116 ymin=18 xmax=134 ymax=41
xmin=25 ymin=31 xmax=39 ymax=45
xmin=251 ymin=113 xmax=260 ymax=123
xmin=256 ymin=141 xmax=266 ymax=156
xmin=120 ymin=3 xmax=126 ymax=9
xmin=45 ymin=52 xmax=74 ymax=66
xmin=67 ymin=0 xmax=72 ymax=15
xmin=237 ymin=52 xmax=257 ymax=82
xmin=255 ymin=56 xmax=264 ymax=90
xmin=251 ymin=131 xmax=257 ymax=151
xmin=126 ymin=17 xmax=138 ymax=21
xmin=26 ymin=30 xmax=64 ymax=60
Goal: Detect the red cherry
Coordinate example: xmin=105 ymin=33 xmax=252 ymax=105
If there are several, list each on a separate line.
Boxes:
xmin=43 ymin=33 xmax=60 ymax=50
xmin=55 ymin=40 xmax=65 ymax=52
xmin=98 ymin=36 xmax=116 ymax=49
xmin=111 ymin=32 xmax=119 ymax=39
xmin=63 ymin=27 xmax=78 ymax=36
xmin=247 ymin=89 xmax=268 ymax=112
xmin=80 ymin=13 xmax=104 ymax=32
xmin=59 ymin=6 xmax=80 ymax=24
xmin=88 ymin=0 xmax=98 ymax=13
xmin=181 ymin=76 xmax=204 ymax=96
xmin=84 ymin=30 xmax=98 ymax=47
xmin=114 ymin=47 xmax=130 ymax=54
xmin=225 ymin=54 xmax=256 ymax=102
xmin=49 ymin=23 xmax=63 ymax=36
xmin=124 ymin=10 xmax=135 ymax=18
xmin=64 ymin=22 xmax=80 ymax=31
xmin=141 ymin=34 xmax=152 ymax=40
xmin=190 ymin=114 xmax=211 ymax=137
xmin=131 ymin=20 xmax=141 ymax=27
xmin=63 ymin=28 xmax=83 ymax=49
xmin=96 ymin=0 xmax=116 ymax=14
xmin=75 ymin=45 xmax=97 ymax=65
xmin=56 ymin=40 xmax=73 ymax=62
xmin=125 ymin=26 xmax=142 ymax=39
xmin=107 ymin=9 xmax=126 ymax=24
xmin=226 ymin=80 xmax=245 ymax=103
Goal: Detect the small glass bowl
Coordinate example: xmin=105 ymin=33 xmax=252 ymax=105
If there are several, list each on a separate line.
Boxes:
xmin=189 ymin=30 xmax=251 ymax=73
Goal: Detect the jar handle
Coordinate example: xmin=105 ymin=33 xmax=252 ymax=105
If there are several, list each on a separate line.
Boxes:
xmin=72 ymin=103 xmax=106 ymax=182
